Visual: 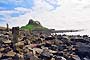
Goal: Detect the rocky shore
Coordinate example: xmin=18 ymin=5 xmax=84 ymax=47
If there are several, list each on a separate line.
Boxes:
xmin=0 ymin=20 xmax=90 ymax=60
xmin=0 ymin=28 xmax=90 ymax=60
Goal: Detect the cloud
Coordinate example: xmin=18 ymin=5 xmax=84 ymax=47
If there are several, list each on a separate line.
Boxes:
xmin=43 ymin=0 xmax=60 ymax=10
xmin=14 ymin=7 xmax=32 ymax=13
xmin=1 ymin=0 xmax=90 ymax=35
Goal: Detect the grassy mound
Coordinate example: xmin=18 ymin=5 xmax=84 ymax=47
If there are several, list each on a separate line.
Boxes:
xmin=21 ymin=19 xmax=48 ymax=30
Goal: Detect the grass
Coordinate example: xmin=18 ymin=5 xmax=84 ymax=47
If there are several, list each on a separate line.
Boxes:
xmin=21 ymin=24 xmax=48 ymax=30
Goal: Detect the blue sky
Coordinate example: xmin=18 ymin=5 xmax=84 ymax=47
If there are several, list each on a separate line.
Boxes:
xmin=0 ymin=0 xmax=34 ymax=23
xmin=0 ymin=0 xmax=60 ymax=24
xmin=0 ymin=0 xmax=33 ymax=10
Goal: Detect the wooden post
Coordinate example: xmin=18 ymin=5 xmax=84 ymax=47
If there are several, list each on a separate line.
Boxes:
xmin=6 ymin=23 xmax=9 ymax=32
xmin=12 ymin=27 xmax=19 ymax=43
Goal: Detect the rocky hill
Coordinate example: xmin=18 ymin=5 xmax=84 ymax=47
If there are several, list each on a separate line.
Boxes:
xmin=21 ymin=19 xmax=48 ymax=30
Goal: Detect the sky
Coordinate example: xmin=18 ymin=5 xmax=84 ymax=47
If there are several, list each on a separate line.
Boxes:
xmin=0 ymin=0 xmax=90 ymax=35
